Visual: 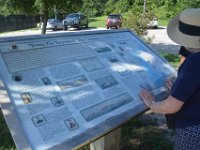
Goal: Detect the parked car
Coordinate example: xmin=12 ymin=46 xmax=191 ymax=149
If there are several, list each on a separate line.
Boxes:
xmin=106 ymin=14 xmax=122 ymax=29
xmin=41 ymin=19 xmax=63 ymax=31
xmin=147 ymin=17 xmax=158 ymax=29
xmin=62 ymin=13 xmax=88 ymax=30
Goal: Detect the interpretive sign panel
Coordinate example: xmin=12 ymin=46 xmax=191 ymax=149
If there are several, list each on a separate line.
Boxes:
xmin=0 ymin=30 xmax=176 ymax=150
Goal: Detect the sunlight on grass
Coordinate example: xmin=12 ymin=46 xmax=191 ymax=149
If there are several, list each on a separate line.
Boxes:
xmin=158 ymin=19 xmax=170 ymax=26
xmin=159 ymin=52 xmax=180 ymax=69
xmin=89 ymin=16 xmax=107 ymax=28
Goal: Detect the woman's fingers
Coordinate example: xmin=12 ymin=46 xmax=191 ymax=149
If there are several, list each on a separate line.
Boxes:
xmin=165 ymin=79 xmax=173 ymax=92
xmin=139 ymin=89 xmax=153 ymax=107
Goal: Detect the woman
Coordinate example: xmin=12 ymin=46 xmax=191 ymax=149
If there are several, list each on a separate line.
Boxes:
xmin=140 ymin=8 xmax=200 ymax=150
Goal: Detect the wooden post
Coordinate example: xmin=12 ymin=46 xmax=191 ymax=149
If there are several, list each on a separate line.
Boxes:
xmin=90 ymin=128 xmax=121 ymax=150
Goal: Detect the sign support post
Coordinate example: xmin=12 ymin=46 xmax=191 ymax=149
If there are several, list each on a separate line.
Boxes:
xmin=90 ymin=128 xmax=121 ymax=150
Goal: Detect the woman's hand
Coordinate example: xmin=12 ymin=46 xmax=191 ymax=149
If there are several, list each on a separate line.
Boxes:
xmin=165 ymin=77 xmax=175 ymax=92
xmin=139 ymin=89 xmax=155 ymax=107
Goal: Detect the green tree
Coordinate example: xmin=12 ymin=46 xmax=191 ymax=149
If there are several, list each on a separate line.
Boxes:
xmin=81 ymin=0 xmax=107 ymax=17
xmin=35 ymin=0 xmax=82 ymax=34
xmin=0 ymin=0 xmax=82 ymax=34
xmin=176 ymin=0 xmax=200 ymax=11
xmin=105 ymin=0 xmax=135 ymax=15
xmin=0 ymin=0 xmax=36 ymax=15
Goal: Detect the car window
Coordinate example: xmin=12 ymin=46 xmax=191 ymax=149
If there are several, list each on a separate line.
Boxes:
xmin=108 ymin=15 xmax=121 ymax=19
xmin=48 ymin=19 xmax=55 ymax=22
xmin=56 ymin=19 xmax=61 ymax=23
xmin=66 ymin=14 xmax=80 ymax=19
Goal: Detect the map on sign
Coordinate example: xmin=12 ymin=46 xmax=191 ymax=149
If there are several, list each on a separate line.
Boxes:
xmin=0 ymin=30 xmax=176 ymax=150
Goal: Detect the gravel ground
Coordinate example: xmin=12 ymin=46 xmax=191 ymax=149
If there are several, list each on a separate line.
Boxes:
xmin=146 ymin=27 xmax=180 ymax=54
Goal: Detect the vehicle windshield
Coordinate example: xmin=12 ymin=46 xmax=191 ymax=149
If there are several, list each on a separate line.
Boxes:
xmin=108 ymin=15 xmax=121 ymax=19
xmin=48 ymin=19 xmax=55 ymax=22
xmin=67 ymin=14 xmax=79 ymax=19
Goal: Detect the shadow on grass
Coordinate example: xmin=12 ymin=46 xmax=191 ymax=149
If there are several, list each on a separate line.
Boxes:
xmin=147 ymin=26 xmax=166 ymax=30
xmin=89 ymin=18 xmax=98 ymax=22
xmin=121 ymin=115 xmax=173 ymax=150
xmin=0 ymin=109 xmax=16 ymax=150
xmin=0 ymin=111 xmax=173 ymax=150
xmin=79 ymin=27 xmax=98 ymax=30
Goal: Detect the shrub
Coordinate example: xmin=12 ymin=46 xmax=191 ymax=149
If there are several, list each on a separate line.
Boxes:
xmin=123 ymin=11 xmax=155 ymax=36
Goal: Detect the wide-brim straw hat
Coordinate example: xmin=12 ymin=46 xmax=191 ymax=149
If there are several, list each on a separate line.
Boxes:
xmin=167 ymin=8 xmax=200 ymax=48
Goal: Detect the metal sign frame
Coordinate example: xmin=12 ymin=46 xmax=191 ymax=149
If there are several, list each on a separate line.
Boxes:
xmin=0 ymin=29 xmax=175 ymax=150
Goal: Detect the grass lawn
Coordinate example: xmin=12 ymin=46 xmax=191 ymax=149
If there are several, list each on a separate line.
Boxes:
xmin=158 ymin=19 xmax=170 ymax=27
xmin=89 ymin=16 xmax=107 ymax=28
xmin=160 ymin=52 xmax=180 ymax=69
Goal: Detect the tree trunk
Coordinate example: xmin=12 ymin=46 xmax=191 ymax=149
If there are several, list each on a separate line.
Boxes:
xmin=41 ymin=1 xmax=49 ymax=34
xmin=143 ymin=0 xmax=146 ymax=13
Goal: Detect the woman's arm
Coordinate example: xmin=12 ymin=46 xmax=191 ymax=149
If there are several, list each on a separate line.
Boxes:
xmin=150 ymin=95 xmax=184 ymax=114
xmin=140 ymin=89 xmax=184 ymax=114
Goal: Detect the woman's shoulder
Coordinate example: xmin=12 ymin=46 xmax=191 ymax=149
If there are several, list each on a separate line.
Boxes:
xmin=186 ymin=52 xmax=200 ymax=64
xmin=181 ymin=52 xmax=200 ymax=71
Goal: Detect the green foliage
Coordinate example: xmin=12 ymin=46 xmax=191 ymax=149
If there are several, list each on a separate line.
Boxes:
xmin=160 ymin=53 xmax=180 ymax=62
xmin=123 ymin=11 xmax=155 ymax=36
xmin=105 ymin=0 xmax=135 ymax=15
xmin=0 ymin=0 xmax=36 ymax=15
xmin=1 ymin=0 xmax=200 ymax=20
xmin=0 ymin=0 xmax=82 ymax=16
xmin=104 ymin=0 xmax=200 ymax=21
xmin=159 ymin=52 xmax=180 ymax=68
xmin=0 ymin=0 xmax=83 ymax=34
xmin=158 ymin=19 xmax=170 ymax=26
xmin=81 ymin=0 xmax=107 ymax=17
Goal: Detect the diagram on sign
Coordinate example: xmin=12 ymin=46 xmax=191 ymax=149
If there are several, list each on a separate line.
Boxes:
xmin=81 ymin=93 xmax=134 ymax=121
xmin=32 ymin=114 xmax=47 ymax=127
xmin=79 ymin=57 xmax=104 ymax=72
xmin=50 ymin=96 xmax=64 ymax=107
xmin=57 ymin=75 xmax=88 ymax=90
xmin=65 ymin=118 xmax=79 ymax=131
xmin=95 ymin=75 xmax=119 ymax=89
xmin=21 ymin=93 xmax=32 ymax=104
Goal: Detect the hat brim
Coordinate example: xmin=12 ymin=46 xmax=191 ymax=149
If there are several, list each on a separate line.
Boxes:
xmin=167 ymin=14 xmax=200 ymax=48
